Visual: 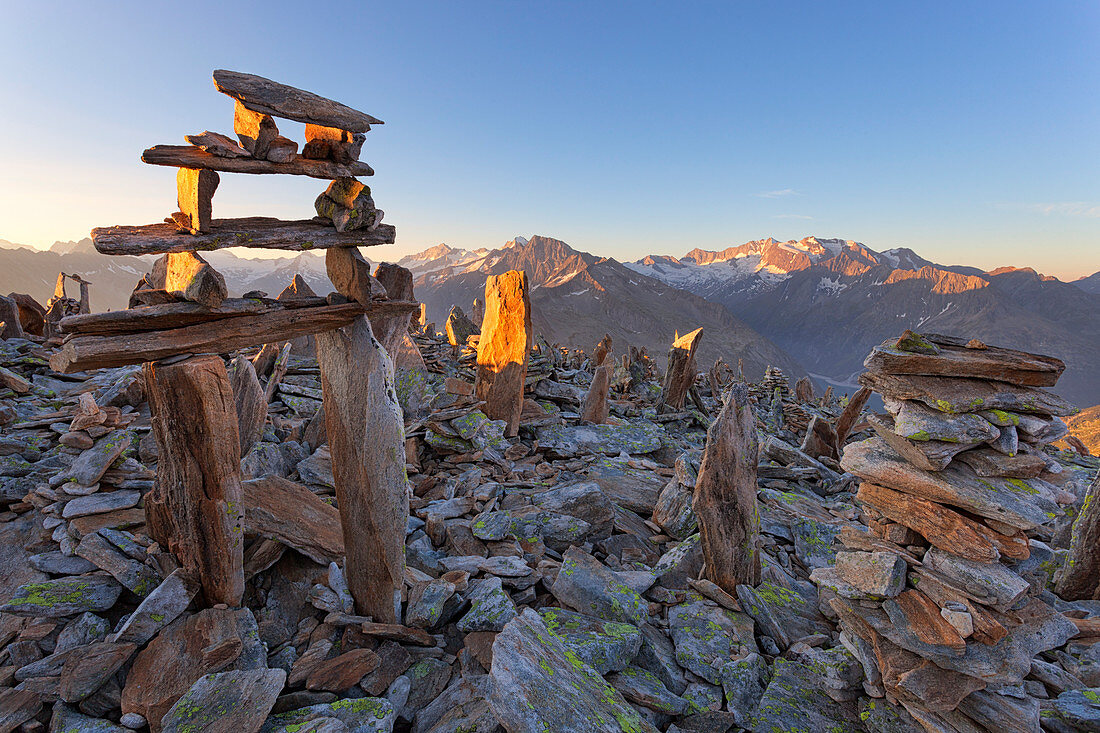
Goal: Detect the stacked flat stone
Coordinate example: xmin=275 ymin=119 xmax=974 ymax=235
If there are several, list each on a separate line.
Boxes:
xmin=813 ymin=331 xmax=1080 ymax=731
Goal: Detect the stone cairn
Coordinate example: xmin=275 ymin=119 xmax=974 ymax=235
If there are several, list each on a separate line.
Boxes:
xmin=50 ymin=69 xmax=420 ymax=624
xmin=815 ymin=331 xmax=1081 ymax=730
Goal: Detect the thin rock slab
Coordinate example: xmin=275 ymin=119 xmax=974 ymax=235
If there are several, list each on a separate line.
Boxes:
xmin=607 ymin=665 xmax=691 ymax=715
xmin=75 ymin=531 xmax=161 ymax=597
xmin=535 ymin=421 xmax=664 ymax=458
xmin=538 ymin=606 xmax=642 ymax=674
xmin=230 ymin=354 xmax=267 ymax=457
xmin=212 ymin=69 xmax=383 ymax=132
xmin=890 ymin=399 xmax=999 ymax=443
xmin=61 ymin=489 xmax=141 ymax=519
xmin=841 ymin=437 xmax=1061 ymax=531
xmin=109 ymin=569 xmax=199 ymax=646
xmin=864 ymin=333 xmax=1065 ymax=387
xmin=922 ymin=546 xmax=1030 ymax=611
xmin=551 ymin=546 xmax=648 ymax=626
xmin=659 ymin=327 xmax=703 ymax=411
xmin=161 ymin=669 xmax=286 ymax=733
xmin=48 ymin=702 xmax=127 ymax=733
xmin=694 ymin=383 xmax=760 ymax=592
xmin=488 ymin=608 xmax=658 ymax=733
xmin=306 ymin=649 xmax=380 ymax=692
xmin=242 ymin=475 xmax=344 ymax=565
xmin=868 ymin=413 xmax=975 ymax=471
xmin=65 ymin=431 xmax=132 ymax=488
xmin=59 ymin=641 xmax=137 ymax=703
xmin=1 ymin=574 xmax=122 ymax=617
xmin=259 ymin=698 xmax=396 ymax=733
xmin=858 ymin=371 xmax=1078 ymax=416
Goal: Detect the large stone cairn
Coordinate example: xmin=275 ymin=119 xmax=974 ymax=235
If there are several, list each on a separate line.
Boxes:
xmin=816 ymin=330 xmax=1080 ymax=730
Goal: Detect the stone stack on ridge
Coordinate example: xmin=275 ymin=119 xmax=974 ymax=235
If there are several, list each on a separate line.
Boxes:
xmin=815 ymin=331 xmax=1082 ymax=730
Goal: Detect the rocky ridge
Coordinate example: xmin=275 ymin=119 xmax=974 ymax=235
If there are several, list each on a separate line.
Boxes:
xmin=0 ymin=304 xmax=1096 ymax=731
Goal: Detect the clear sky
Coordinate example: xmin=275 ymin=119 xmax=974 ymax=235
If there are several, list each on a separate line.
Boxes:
xmin=1 ymin=1 xmax=1097 ymax=279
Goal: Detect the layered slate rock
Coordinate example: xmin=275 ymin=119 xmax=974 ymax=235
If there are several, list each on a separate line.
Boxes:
xmin=160 ymin=669 xmax=286 ymax=733
xmin=488 ymin=609 xmax=658 ymax=733
xmin=538 ymin=607 xmax=642 ymax=674
xmin=474 ymin=270 xmax=531 ymax=436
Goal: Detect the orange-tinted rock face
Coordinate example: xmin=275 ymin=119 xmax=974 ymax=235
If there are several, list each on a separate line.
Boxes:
xmin=883 ymin=266 xmax=989 ymax=295
xmin=475 ymin=270 xmax=532 ymax=436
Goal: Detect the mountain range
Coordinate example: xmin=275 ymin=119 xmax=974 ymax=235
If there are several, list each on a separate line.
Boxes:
xmin=397 ymin=236 xmax=805 ymax=381
xmin=628 ymin=237 xmax=1100 ymax=407
xmin=1 ymin=234 xmax=1097 ymax=406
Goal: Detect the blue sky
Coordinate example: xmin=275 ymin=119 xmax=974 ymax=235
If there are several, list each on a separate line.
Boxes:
xmin=0 ymin=1 xmax=1097 ymax=279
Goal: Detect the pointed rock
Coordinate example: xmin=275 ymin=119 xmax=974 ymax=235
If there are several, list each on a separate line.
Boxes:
xmin=474 ymin=271 xmax=531 ymax=436
xmin=659 ymin=328 xmax=702 ymax=411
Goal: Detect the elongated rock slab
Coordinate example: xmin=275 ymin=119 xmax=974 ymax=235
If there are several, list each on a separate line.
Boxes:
xmin=142 ymin=145 xmax=373 ymax=179
xmin=842 ymin=437 xmax=1060 ymax=530
xmin=92 ymin=218 xmax=395 ymax=256
xmin=161 ymin=668 xmax=286 ymax=733
xmin=213 ymin=69 xmax=383 ymax=132
xmin=241 ymin=475 xmax=344 ymax=565
xmin=316 ymin=316 xmax=407 ymax=622
xmin=865 ymin=333 xmax=1065 ymax=387
xmin=859 ymin=371 xmax=1077 ymax=416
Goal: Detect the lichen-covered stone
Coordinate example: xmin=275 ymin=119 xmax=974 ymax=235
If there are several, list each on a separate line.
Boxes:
xmin=536 ymin=421 xmax=665 ymax=458
xmin=551 ymin=546 xmax=648 ymax=626
xmin=488 ymin=609 xmax=658 ymax=733
xmin=748 ymin=657 xmax=861 ymax=733
xmin=2 ymin=574 xmax=122 ymax=617
xmin=161 ymin=668 xmax=286 ymax=733
xmin=538 ymin=607 xmax=641 ymax=674
xmin=260 ymin=697 xmax=396 ymax=733
xmin=720 ymin=653 xmax=769 ymax=728
xmin=456 ymin=576 xmax=516 ymax=633
xmin=668 ymin=601 xmax=756 ymax=685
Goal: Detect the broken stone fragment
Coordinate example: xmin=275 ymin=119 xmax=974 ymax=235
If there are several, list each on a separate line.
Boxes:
xmin=314 ymin=178 xmax=379 ymax=232
xmin=833 ymin=550 xmax=906 ymax=598
xmin=456 ymin=576 xmax=516 ymax=633
xmin=551 ymin=546 xmax=648 ymax=626
xmin=444 ymin=305 xmax=478 ymax=347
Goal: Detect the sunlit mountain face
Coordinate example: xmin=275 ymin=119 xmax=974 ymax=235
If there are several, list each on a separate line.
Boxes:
xmin=629 ymin=237 xmax=1100 ymax=407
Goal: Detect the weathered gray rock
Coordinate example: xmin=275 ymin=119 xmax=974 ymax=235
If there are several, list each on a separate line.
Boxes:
xmin=404 ymin=577 xmax=456 ymax=630
xmin=62 ymin=490 xmax=141 ymax=519
xmin=833 ymin=550 xmax=907 ymax=598
xmin=49 ymin=702 xmax=129 ymax=733
xmin=110 ymin=569 xmax=199 ymax=645
xmin=890 ymin=399 xmax=999 ymax=443
xmin=551 ymin=546 xmax=648 ymax=625
xmin=75 ymin=531 xmax=160 ymax=597
xmin=735 ymin=584 xmax=790 ymax=650
xmin=456 ymin=576 xmax=516 ymax=633
xmin=652 ymin=534 xmax=703 ymax=589
xmin=531 ymin=481 xmax=614 ymax=538
xmin=748 ymin=657 xmax=861 ymax=732
xmin=162 ymin=669 xmax=287 ymax=733
xmin=922 ymin=546 xmax=1030 ymax=611
xmin=538 ymin=607 xmax=641 ymax=674
xmin=535 ymin=422 xmax=664 ymax=458
xmin=790 ymin=516 xmax=841 ymax=570
xmin=668 ymin=601 xmax=755 ymax=684
xmin=260 ymin=697 xmax=396 ymax=733
xmin=66 ymin=431 xmax=132 ymax=487
xmin=720 ymin=653 xmax=769 ymax=728
xmin=56 ymin=612 xmax=111 ymax=653
xmin=488 ymin=609 xmax=658 ymax=733
xmin=2 ymin=574 xmax=123 ymax=616
xmin=1051 ymin=687 xmax=1100 ymax=731
xmin=635 ymin=623 xmax=687 ymax=695
xmin=608 ymin=665 xmax=691 ymax=715
xmin=30 ymin=551 xmax=96 ymax=575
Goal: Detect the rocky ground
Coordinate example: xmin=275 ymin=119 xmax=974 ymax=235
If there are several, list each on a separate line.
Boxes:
xmin=0 ymin=326 xmax=1097 ymax=733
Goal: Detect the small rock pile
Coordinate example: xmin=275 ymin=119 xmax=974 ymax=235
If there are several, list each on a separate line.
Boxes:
xmin=818 ymin=331 xmax=1084 ymax=730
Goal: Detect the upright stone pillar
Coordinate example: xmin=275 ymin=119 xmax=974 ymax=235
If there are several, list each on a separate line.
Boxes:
xmin=316 ymin=316 xmax=408 ymax=622
xmin=659 ymin=327 xmax=703 ymax=411
xmin=694 ymin=384 xmax=760 ymax=592
xmin=474 ymin=271 xmax=531 ymax=436
xmin=144 ymin=354 xmax=244 ymax=606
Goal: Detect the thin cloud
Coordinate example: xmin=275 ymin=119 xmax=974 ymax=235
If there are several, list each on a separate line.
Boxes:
xmin=755 ymin=188 xmax=798 ymax=199
xmin=774 ymin=214 xmax=813 ymax=220
xmin=998 ymin=202 xmax=1100 ymax=218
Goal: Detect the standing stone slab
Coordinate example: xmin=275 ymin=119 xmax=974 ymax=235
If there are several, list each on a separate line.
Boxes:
xmin=111 ymin=569 xmax=199 ymax=646
xmin=230 ymin=354 xmax=267 ymax=458
xmin=488 ymin=609 xmax=658 ymax=733
xmin=694 ymin=384 xmax=760 ymax=592
xmin=316 ymin=316 xmax=408 ymax=623
xmin=144 ymin=355 xmax=244 ymax=606
xmin=1057 ymin=472 xmax=1100 ymax=600
xmin=474 ymin=271 xmax=531 ymax=436
xmin=659 ymin=327 xmax=702 ymax=411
